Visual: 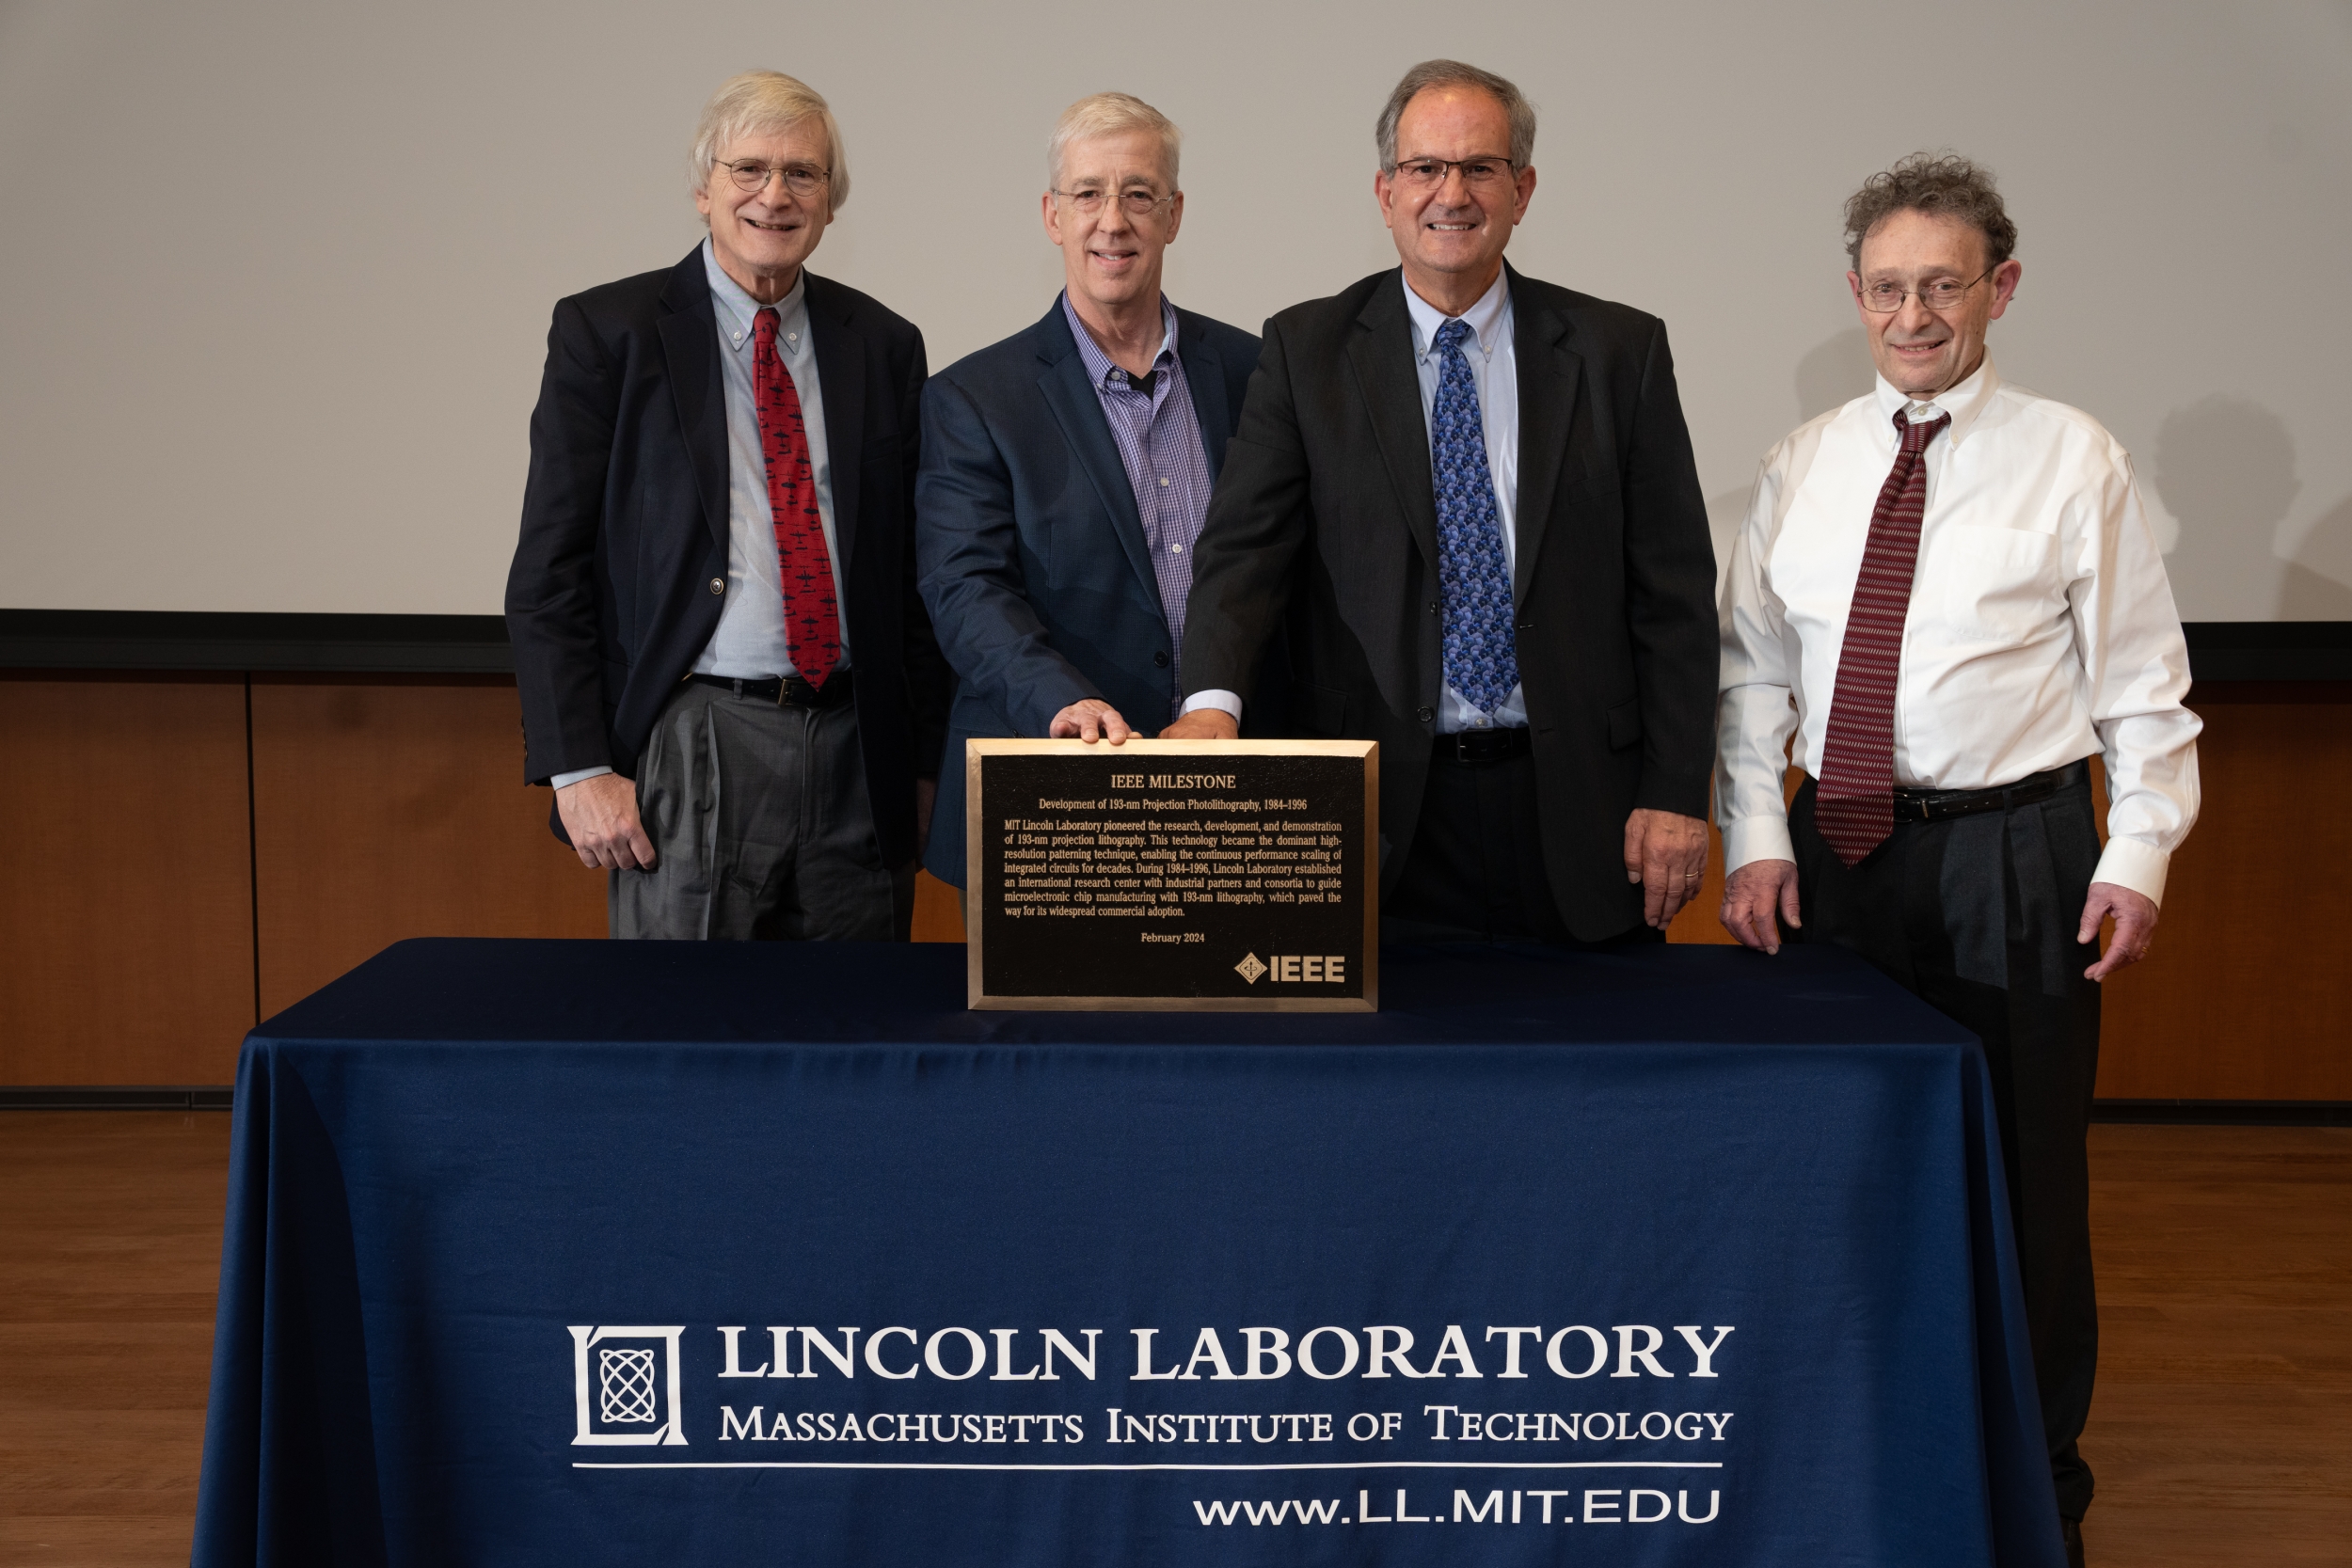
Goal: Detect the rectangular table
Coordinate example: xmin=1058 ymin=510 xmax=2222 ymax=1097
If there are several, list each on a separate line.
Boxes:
xmin=194 ymin=939 xmax=2062 ymax=1566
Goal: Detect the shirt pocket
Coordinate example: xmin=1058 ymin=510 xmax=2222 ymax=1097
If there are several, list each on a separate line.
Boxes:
xmin=1909 ymin=524 xmax=2062 ymax=644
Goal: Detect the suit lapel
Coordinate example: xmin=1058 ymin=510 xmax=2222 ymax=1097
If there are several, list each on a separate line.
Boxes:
xmin=805 ymin=275 xmax=865 ymax=576
xmin=1033 ymin=304 xmax=1158 ymax=601
xmin=1343 ymin=275 xmax=1439 ymax=571
xmin=1509 ymin=267 xmax=1581 ymax=601
xmin=656 ymin=249 xmax=730 ymax=557
xmin=1177 ymin=309 xmax=1232 ymax=475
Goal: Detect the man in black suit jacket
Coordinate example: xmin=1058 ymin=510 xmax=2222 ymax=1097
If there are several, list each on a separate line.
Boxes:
xmin=1164 ymin=60 xmax=1718 ymax=943
xmin=916 ymin=93 xmax=1263 ymax=897
xmin=505 ymin=71 xmax=948 ymax=940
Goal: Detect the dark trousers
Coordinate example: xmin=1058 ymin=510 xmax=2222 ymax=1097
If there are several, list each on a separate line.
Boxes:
xmin=1382 ymin=750 xmax=1659 ymax=949
xmin=612 ymin=680 xmax=914 ymax=942
xmin=1789 ymin=768 xmax=2103 ymax=1521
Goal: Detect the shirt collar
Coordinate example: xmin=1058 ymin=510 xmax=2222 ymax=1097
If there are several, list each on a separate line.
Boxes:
xmin=1872 ymin=354 xmax=1999 ymax=449
xmin=703 ymin=236 xmax=808 ymax=354
xmin=1061 ymin=292 xmax=1179 ymax=390
xmin=1403 ymin=267 xmax=1513 ymax=360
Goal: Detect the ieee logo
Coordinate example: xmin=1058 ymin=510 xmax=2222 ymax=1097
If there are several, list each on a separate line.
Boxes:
xmin=568 ymin=1325 xmax=689 ymax=1446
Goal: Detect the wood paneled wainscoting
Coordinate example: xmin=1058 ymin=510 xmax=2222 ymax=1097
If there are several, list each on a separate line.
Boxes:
xmin=0 ymin=670 xmax=2344 ymax=1099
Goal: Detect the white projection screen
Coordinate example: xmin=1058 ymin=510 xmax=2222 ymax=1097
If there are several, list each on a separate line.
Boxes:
xmin=1 ymin=0 xmax=2346 ymax=622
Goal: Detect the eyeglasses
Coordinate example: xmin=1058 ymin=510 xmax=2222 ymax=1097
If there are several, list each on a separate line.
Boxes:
xmin=1051 ymin=186 xmax=1176 ymax=219
xmin=1387 ymin=155 xmax=1518 ymax=191
xmin=717 ymin=159 xmax=831 ymax=198
xmin=1855 ymin=268 xmax=1993 ymax=313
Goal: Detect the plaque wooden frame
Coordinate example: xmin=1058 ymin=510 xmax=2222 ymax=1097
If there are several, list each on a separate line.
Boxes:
xmin=963 ymin=738 xmax=1378 ymax=1012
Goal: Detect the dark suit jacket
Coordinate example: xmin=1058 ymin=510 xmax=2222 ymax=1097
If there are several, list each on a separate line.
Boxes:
xmin=915 ymin=298 xmax=1263 ymax=886
xmin=505 ymin=247 xmax=950 ymax=871
xmin=1180 ymin=265 xmax=1718 ymax=940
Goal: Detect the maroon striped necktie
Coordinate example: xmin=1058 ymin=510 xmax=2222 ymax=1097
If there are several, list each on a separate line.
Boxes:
xmin=752 ymin=307 xmax=839 ymax=689
xmin=1814 ymin=409 xmax=1949 ymax=865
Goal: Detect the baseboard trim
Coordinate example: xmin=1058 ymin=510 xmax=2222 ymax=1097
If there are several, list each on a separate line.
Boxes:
xmin=0 ymin=1085 xmax=234 ymax=1110
xmin=2092 ymin=1098 xmax=2351 ymax=1127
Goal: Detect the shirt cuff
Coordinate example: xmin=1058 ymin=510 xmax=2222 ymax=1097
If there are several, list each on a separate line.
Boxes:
xmin=1181 ymin=689 xmax=1243 ymax=721
xmin=1723 ymin=814 xmax=1797 ymax=876
xmin=549 ymin=765 xmax=615 ymax=791
xmin=2090 ymin=836 xmax=2169 ymax=907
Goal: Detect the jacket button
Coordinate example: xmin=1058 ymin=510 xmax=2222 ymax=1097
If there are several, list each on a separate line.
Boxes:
xmin=1518 ymin=619 xmax=1533 ymax=630
xmin=1153 ymin=650 xmax=1170 ymax=668
xmin=709 ymin=578 xmax=725 ymax=594
xmin=1417 ymin=705 xmax=1435 ymax=724
xmin=1428 ymin=601 xmax=1439 ymax=615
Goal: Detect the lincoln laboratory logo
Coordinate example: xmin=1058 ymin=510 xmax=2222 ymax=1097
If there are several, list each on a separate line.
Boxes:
xmin=569 ymin=1325 xmax=689 ymax=1446
xmin=1234 ymin=953 xmax=1267 ymax=984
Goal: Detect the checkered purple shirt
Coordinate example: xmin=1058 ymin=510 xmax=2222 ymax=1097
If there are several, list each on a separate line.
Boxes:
xmin=1060 ymin=293 xmax=1216 ymax=713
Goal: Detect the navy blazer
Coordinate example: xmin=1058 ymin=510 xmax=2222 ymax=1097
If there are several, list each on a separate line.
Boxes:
xmin=505 ymin=247 xmax=951 ymax=871
xmin=916 ymin=298 xmax=1263 ymax=887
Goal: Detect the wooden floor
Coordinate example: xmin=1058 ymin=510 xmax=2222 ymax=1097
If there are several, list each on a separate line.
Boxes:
xmin=0 ymin=1116 xmax=2343 ymax=1565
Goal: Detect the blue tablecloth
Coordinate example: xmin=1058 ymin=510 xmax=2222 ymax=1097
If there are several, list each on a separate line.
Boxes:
xmin=194 ymin=938 xmax=2062 ymax=1566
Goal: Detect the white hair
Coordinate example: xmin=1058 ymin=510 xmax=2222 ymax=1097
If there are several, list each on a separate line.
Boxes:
xmin=689 ymin=71 xmax=850 ymax=212
xmin=1045 ymin=92 xmax=1181 ymax=191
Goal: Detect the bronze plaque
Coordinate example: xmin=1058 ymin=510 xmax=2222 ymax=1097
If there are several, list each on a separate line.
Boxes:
xmin=964 ymin=739 xmax=1377 ymax=1011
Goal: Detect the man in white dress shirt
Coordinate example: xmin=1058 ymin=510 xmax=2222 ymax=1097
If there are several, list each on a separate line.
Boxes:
xmin=1717 ymin=153 xmax=2201 ymax=1564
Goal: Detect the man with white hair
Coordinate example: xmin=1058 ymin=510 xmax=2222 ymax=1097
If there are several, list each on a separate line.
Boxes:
xmin=1716 ymin=152 xmax=2201 ymax=1565
xmin=506 ymin=71 xmax=949 ymax=940
xmin=916 ymin=93 xmax=1266 ymax=900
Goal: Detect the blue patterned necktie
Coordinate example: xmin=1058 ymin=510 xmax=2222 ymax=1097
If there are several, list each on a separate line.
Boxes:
xmin=1432 ymin=317 xmax=1519 ymax=718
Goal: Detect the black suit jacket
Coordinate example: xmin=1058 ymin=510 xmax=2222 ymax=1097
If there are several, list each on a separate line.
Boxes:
xmin=914 ymin=299 xmax=1264 ymax=886
xmin=505 ymin=247 xmax=949 ymax=870
xmin=1180 ymin=265 xmax=1717 ymax=940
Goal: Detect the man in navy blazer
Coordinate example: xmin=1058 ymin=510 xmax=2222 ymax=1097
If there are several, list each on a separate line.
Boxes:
xmin=916 ymin=93 xmax=1264 ymax=897
xmin=506 ymin=71 xmax=949 ymax=940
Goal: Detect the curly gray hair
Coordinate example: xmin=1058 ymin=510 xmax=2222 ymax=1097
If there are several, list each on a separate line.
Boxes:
xmin=1842 ymin=151 xmax=2016 ymax=269
xmin=1375 ymin=60 xmax=1535 ymax=171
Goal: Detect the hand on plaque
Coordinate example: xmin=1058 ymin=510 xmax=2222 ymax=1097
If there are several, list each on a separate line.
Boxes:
xmin=1049 ymin=700 xmax=1135 ymax=744
xmin=1158 ymin=708 xmax=1239 ymax=741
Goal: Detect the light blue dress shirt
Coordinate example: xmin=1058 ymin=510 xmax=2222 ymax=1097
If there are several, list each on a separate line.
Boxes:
xmin=548 ymin=240 xmax=850 ymax=791
xmin=693 ymin=237 xmax=849 ymax=680
xmin=1183 ymin=269 xmax=1524 ymax=734
xmin=1401 ymin=269 xmax=1525 ymax=732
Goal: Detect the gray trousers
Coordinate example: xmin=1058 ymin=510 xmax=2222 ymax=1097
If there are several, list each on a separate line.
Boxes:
xmin=611 ymin=680 xmax=912 ymax=942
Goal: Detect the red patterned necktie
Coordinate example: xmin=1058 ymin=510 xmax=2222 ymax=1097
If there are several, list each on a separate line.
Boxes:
xmin=752 ymin=307 xmax=839 ymax=689
xmin=1813 ymin=409 xmax=1950 ymax=865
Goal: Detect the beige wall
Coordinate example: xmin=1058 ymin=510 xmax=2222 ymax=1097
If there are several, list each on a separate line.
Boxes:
xmin=1 ymin=0 xmax=2347 ymax=622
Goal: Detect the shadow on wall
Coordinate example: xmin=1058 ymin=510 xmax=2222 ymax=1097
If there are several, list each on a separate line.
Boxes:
xmin=2279 ymin=492 xmax=2352 ymax=619
xmin=2149 ymin=396 xmax=2312 ymax=619
xmin=1795 ymin=328 xmax=1874 ymax=425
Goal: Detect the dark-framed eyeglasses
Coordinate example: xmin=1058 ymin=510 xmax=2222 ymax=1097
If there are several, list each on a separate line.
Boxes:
xmin=717 ymin=159 xmax=831 ymax=198
xmin=1387 ymin=155 xmax=1518 ymax=190
xmin=1051 ymin=185 xmax=1176 ymax=219
xmin=1855 ymin=268 xmax=1993 ymax=313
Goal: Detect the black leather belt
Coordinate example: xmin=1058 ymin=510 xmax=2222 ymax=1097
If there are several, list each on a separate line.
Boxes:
xmin=1889 ymin=759 xmax=2088 ymax=822
xmin=1436 ymin=726 xmax=1533 ymax=763
xmin=687 ymin=669 xmax=854 ymax=709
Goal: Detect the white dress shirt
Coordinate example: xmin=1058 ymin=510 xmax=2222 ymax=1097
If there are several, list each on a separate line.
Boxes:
xmin=1184 ymin=268 xmax=1523 ymax=731
xmin=1716 ymin=357 xmax=2201 ymax=903
xmin=551 ymin=241 xmax=848 ymax=791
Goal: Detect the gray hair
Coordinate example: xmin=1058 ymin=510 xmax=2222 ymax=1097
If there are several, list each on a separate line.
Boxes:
xmin=1375 ymin=60 xmax=1536 ymax=171
xmin=1842 ymin=151 xmax=2017 ymax=270
xmin=689 ymin=71 xmax=850 ymax=213
xmin=1046 ymin=92 xmax=1181 ymax=190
